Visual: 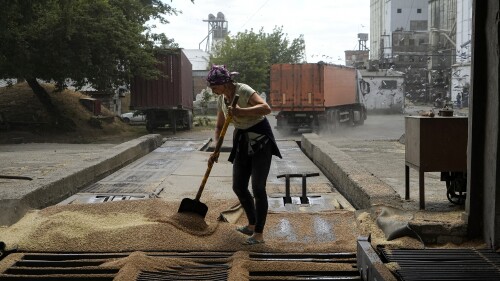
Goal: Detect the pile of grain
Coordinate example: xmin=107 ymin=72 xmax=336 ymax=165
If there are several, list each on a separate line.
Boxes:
xmin=0 ymin=199 xmax=361 ymax=253
xmin=160 ymin=212 xmax=218 ymax=236
xmin=5 ymin=200 xmax=468 ymax=281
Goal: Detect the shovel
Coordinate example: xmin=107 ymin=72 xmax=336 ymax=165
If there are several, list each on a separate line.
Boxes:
xmin=178 ymin=94 xmax=239 ymax=218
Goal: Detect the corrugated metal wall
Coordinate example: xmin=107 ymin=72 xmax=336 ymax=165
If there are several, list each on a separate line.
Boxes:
xmin=270 ymin=64 xmax=324 ymax=112
xmin=270 ymin=63 xmax=358 ymax=111
xmin=130 ymin=49 xmax=193 ymax=110
xmin=323 ymin=65 xmax=357 ymax=107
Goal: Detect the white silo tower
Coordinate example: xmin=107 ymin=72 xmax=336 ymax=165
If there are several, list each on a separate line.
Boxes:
xmin=201 ymin=12 xmax=228 ymax=53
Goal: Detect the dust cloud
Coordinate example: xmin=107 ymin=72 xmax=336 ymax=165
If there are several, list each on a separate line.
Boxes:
xmin=269 ymin=114 xmax=405 ymax=142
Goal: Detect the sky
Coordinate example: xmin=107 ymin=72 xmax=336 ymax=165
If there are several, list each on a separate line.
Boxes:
xmin=154 ymin=0 xmax=371 ymax=65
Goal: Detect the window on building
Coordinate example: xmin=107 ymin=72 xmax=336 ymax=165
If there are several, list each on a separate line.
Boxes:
xmin=393 ymin=36 xmax=401 ymax=46
xmin=397 ymin=8 xmax=402 ymax=13
xmin=419 ymin=38 xmax=425 ymax=45
xmin=381 ymin=80 xmax=398 ymax=89
xmin=409 ymin=39 xmax=415 ymax=46
xmin=417 ymin=9 xmax=422 ymax=13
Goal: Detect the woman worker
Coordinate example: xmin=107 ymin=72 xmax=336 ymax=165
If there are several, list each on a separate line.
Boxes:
xmin=206 ymin=65 xmax=282 ymax=245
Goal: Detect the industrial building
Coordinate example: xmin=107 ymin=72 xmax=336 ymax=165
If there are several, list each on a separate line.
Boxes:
xmin=369 ymin=0 xmax=471 ymax=108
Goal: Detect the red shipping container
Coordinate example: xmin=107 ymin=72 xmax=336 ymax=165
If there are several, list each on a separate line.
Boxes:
xmin=270 ymin=63 xmax=358 ymax=112
xmin=130 ymin=49 xmax=193 ymax=110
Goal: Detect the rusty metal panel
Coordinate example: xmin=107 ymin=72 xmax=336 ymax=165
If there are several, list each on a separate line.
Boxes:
xmin=270 ymin=63 xmax=324 ymax=112
xmin=405 ymin=116 xmax=468 ymax=172
xmin=323 ymin=65 xmax=357 ymax=106
xmin=130 ymin=49 xmax=193 ymax=110
xmin=270 ymin=63 xmax=358 ymax=112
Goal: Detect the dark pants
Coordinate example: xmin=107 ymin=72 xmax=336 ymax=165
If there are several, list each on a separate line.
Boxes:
xmin=232 ymin=139 xmax=272 ymax=234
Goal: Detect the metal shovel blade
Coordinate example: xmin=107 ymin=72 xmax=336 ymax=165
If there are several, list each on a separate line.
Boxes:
xmin=178 ymin=198 xmax=208 ymax=218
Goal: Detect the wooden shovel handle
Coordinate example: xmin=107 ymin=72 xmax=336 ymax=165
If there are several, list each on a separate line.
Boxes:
xmin=195 ymin=94 xmax=239 ymax=200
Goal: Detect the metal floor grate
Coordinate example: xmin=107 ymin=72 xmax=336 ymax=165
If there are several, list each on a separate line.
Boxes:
xmin=249 ymin=252 xmax=361 ymax=281
xmin=0 ymin=252 xmax=361 ymax=281
xmin=0 ymin=253 xmax=121 ymax=281
xmin=58 ymin=193 xmax=150 ymax=205
xmin=0 ymin=252 xmax=232 ymax=281
xmin=138 ymin=265 xmax=229 ymax=280
xmin=379 ymin=247 xmax=500 ymax=281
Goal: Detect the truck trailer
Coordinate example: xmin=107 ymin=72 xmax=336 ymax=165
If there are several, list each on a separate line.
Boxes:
xmin=270 ymin=63 xmax=369 ymax=133
xmin=130 ymin=49 xmax=193 ymax=133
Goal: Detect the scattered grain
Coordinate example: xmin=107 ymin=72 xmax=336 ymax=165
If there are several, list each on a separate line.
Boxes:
xmin=101 ymin=251 xmax=200 ymax=281
xmin=227 ymin=251 xmax=250 ymax=281
xmin=0 ymin=253 xmax=22 ymax=274
xmin=385 ymin=261 xmax=400 ymax=271
xmin=379 ymin=262 xmax=399 ymax=281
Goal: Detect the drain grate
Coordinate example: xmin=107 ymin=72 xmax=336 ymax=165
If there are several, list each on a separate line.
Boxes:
xmin=0 ymin=252 xmax=362 ymax=281
xmin=82 ymin=182 xmax=154 ymax=193
xmin=379 ymin=247 xmax=500 ymax=281
xmin=0 ymin=253 xmax=122 ymax=281
xmin=250 ymin=252 xmax=357 ymax=263
xmin=249 ymin=252 xmax=361 ymax=280
xmin=0 ymin=252 xmax=232 ymax=281
xmin=249 ymin=270 xmax=361 ymax=280
xmin=58 ymin=193 xmax=150 ymax=205
xmin=138 ymin=265 xmax=229 ymax=280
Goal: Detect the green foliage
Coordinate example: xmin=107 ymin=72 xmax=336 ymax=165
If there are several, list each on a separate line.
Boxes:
xmin=210 ymin=26 xmax=305 ymax=93
xmin=0 ymin=0 xmax=185 ymax=93
xmin=199 ymin=88 xmax=214 ymax=108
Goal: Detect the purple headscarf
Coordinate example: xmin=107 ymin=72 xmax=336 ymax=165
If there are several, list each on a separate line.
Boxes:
xmin=206 ymin=65 xmax=232 ymax=86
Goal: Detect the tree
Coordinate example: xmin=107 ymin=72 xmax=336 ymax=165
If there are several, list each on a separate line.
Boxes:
xmin=210 ymin=26 xmax=305 ymax=94
xmin=0 ymin=0 xmax=184 ymax=129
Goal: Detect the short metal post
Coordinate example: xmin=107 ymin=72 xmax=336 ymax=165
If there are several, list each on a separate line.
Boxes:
xmin=405 ymin=165 xmax=410 ymax=200
xmin=284 ymin=174 xmax=292 ymax=204
xmin=301 ymin=173 xmax=309 ymax=204
xmin=277 ymin=172 xmax=319 ymax=205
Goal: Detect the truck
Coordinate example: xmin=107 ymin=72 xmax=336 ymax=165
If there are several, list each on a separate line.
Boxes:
xmin=270 ymin=63 xmax=369 ymax=133
xmin=130 ymin=49 xmax=193 ymax=133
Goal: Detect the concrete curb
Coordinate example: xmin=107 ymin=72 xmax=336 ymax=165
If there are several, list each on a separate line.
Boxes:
xmin=301 ymin=133 xmax=469 ymax=244
xmin=0 ymin=134 xmax=164 ymax=226
xmin=301 ymin=133 xmax=402 ymax=210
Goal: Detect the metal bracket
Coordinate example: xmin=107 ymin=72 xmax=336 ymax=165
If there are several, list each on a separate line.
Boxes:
xmin=357 ymin=236 xmax=397 ymax=281
xmin=277 ymin=172 xmax=319 ymax=204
